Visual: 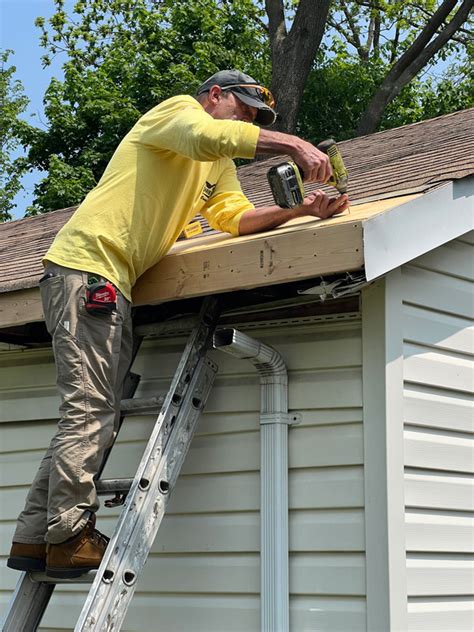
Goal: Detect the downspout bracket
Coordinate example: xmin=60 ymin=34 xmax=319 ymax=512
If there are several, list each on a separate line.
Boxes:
xmin=260 ymin=412 xmax=302 ymax=426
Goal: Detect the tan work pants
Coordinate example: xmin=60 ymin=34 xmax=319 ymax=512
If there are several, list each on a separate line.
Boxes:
xmin=14 ymin=264 xmax=133 ymax=544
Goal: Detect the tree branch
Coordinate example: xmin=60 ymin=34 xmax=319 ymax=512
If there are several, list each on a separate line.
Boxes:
xmin=340 ymin=0 xmax=365 ymax=58
xmin=390 ymin=21 xmax=400 ymax=64
xmin=289 ymin=0 xmax=330 ymax=44
xmin=366 ymin=13 xmax=376 ymax=56
xmin=409 ymin=0 xmax=474 ymax=34
xmin=388 ymin=0 xmax=473 ymax=92
xmin=373 ymin=10 xmax=381 ymax=56
xmin=265 ymin=0 xmax=287 ymax=44
xmin=451 ymin=32 xmax=472 ymax=44
xmin=357 ymin=0 xmax=474 ymax=135
xmin=400 ymin=14 xmax=471 ymax=48
xmin=327 ymin=14 xmax=361 ymax=51
xmin=390 ymin=0 xmax=458 ymax=64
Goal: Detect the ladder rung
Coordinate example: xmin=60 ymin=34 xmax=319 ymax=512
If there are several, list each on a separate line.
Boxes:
xmin=29 ymin=570 xmax=96 ymax=585
xmin=120 ymin=396 xmax=164 ymax=415
xmin=95 ymin=478 xmax=133 ymax=495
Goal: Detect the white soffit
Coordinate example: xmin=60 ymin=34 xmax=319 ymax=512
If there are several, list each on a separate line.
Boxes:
xmin=363 ymin=177 xmax=474 ymax=281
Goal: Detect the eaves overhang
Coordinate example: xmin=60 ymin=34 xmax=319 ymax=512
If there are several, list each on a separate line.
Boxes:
xmin=0 ymin=183 xmax=472 ymax=331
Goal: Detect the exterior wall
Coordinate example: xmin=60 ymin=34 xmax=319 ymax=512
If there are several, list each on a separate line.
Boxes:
xmin=401 ymin=232 xmax=474 ymax=631
xmin=0 ymin=313 xmax=364 ymax=631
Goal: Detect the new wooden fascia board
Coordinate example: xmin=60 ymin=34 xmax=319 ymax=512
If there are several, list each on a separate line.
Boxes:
xmin=0 ymin=222 xmax=362 ymax=329
xmin=0 ymin=287 xmax=43 ymax=328
xmin=132 ymin=220 xmax=364 ymax=306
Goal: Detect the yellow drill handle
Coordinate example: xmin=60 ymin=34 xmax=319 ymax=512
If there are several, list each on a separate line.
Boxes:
xmin=317 ymin=139 xmax=348 ymax=194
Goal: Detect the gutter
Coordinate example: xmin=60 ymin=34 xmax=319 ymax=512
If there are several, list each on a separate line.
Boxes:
xmin=213 ymin=328 xmax=300 ymax=632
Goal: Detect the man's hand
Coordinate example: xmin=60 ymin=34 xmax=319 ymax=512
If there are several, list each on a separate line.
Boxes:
xmin=256 ymin=129 xmax=332 ymax=184
xmin=295 ymin=190 xmax=349 ymax=219
xmin=289 ymin=141 xmax=332 ymax=184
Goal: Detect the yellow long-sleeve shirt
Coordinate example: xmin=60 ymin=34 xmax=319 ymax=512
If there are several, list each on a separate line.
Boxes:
xmin=44 ymin=95 xmax=260 ymax=301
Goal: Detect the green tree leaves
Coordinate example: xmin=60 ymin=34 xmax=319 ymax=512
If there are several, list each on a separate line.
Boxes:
xmin=326 ymin=0 xmax=473 ymax=134
xmin=25 ymin=155 xmax=96 ymax=216
xmin=23 ymin=0 xmax=270 ymax=214
xmin=297 ymin=54 xmax=474 ymax=142
xmin=0 ymin=51 xmax=30 ymax=221
xmin=297 ymin=0 xmax=473 ymax=141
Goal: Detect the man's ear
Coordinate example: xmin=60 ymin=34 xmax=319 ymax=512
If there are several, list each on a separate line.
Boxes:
xmin=208 ymin=85 xmax=222 ymax=104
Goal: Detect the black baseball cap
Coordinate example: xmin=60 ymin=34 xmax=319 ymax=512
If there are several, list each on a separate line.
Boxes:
xmin=197 ymin=69 xmax=277 ymax=126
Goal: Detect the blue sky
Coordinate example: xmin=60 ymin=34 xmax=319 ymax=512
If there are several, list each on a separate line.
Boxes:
xmin=1 ymin=0 xmax=72 ymax=219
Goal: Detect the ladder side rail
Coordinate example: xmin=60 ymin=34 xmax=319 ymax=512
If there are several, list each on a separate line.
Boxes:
xmin=159 ymin=297 xmax=220 ymax=409
xmin=75 ymin=356 xmax=217 ymax=631
xmin=1 ymin=302 xmax=218 ymax=631
xmin=1 ymin=572 xmax=55 ymax=632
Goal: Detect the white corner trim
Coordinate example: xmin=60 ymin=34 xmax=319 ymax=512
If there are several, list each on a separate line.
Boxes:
xmin=363 ymin=177 xmax=474 ymax=281
xmin=362 ymin=271 xmax=407 ymax=632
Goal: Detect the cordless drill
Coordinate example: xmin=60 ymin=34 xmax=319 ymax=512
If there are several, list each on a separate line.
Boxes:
xmin=267 ymin=139 xmax=349 ymax=208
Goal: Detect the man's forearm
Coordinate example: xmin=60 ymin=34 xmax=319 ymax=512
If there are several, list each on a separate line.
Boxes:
xmin=238 ymin=205 xmax=297 ymax=235
xmin=238 ymin=191 xmax=350 ymax=236
xmin=255 ymin=128 xmax=300 ymax=156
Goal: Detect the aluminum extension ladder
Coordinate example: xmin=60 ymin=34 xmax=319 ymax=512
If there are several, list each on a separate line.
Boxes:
xmin=2 ymin=296 xmax=221 ymax=632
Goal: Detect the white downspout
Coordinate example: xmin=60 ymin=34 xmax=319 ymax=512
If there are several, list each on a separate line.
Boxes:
xmin=213 ymin=328 xmax=299 ymax=632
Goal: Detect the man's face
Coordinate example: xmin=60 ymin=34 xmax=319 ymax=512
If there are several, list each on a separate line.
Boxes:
xmin=211 ymin=89 xmax=257 ymax=124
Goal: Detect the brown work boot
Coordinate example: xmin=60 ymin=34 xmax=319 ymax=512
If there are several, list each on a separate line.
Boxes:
xmin=46 ymin=514 xmax=109 ymax=579
xmin=7 ymin=542 xmax=47 ymax=572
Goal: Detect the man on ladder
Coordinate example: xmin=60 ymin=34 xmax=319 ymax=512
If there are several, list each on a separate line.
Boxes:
xmin=7 ymin=69 xmax=349 ymax=580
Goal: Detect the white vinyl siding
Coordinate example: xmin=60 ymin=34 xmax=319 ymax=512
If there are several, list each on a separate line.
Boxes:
xmin=401 ymin=233 xmax=474 ymax=632
xmin=0 ymin=316 xmax=364 ymax=631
